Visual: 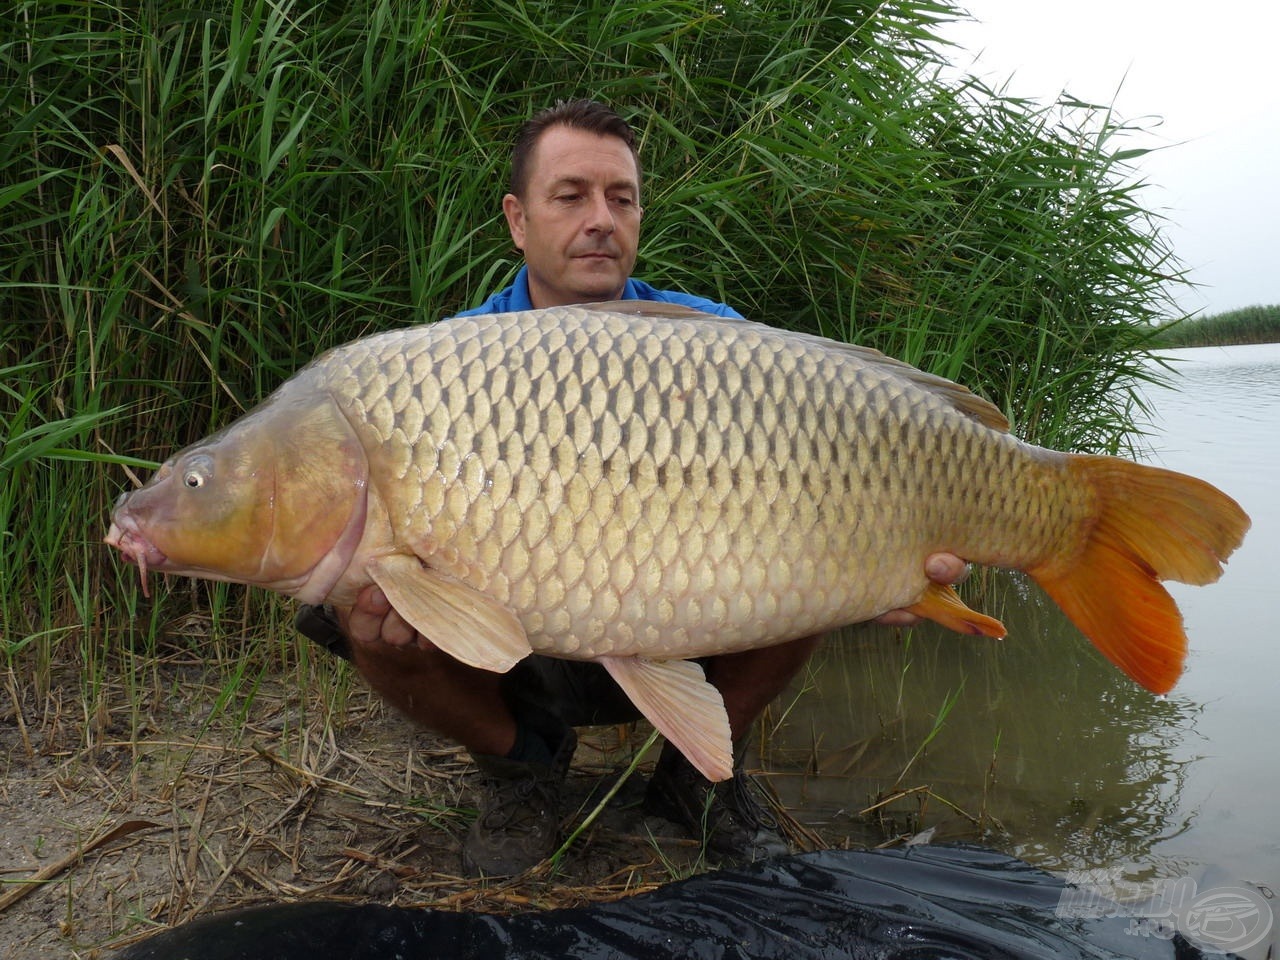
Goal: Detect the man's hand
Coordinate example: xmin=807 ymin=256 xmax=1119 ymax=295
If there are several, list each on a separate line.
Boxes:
xmin=874 ymin=552 xmax=969 ymax=627
xmin=337 ymin=584 xmax=433 ymax=651
xmin=340 ymin=552 xmax=970 ymax=649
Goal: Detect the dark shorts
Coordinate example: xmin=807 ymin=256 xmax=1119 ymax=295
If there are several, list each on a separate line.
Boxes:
xmin=295 ymin=603 xmax=646 ymax=727
xmin=502 ymin=655 xmax=642 ymax=728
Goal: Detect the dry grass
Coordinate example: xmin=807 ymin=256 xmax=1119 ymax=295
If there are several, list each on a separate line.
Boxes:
xmin=1 ymin=638 xmax=836 ymax=959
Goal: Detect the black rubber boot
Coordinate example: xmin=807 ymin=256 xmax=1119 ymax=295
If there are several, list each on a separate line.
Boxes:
xmin=461 ymin=721 xmax=577 ymax=877
xmin=644 ymin=740 xmax=791 ymax=866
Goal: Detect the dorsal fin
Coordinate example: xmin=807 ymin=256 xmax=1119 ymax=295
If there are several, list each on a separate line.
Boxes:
xmin=828 ymin=340 xmax=1011 ymax=432
xmin=574 ymin=301 xmax=1011 ymax=433
xmin=578 ymin=299 xmax=717 ymax=320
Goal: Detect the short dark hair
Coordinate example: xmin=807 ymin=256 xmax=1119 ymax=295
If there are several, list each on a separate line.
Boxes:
xmin=508 ymin=99 xmax=641 ymax=197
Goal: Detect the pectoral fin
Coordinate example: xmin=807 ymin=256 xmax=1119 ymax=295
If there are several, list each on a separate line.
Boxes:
xmin=597 ymin=656 xmax=733 ymax=782
xmin=367 ymin=554 xmax=531 ymax=673
xmin=905 ymin=581 xmax=1006 ymax=638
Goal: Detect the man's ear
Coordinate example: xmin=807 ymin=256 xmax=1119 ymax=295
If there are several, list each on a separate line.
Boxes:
xmin=502 ymin=193 xmax=526 ymax=250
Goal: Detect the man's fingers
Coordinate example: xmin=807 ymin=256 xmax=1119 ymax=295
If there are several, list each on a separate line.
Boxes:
xmin=380 ymin=607 xmax=419 ymax=647
xmin=875 ymin=609 xmax=920 ymax=628
xmin=925 ymin=552 xmax=970 ymax=586
xmin=344 ymin=583 xmax=430 ymax=649
xmin=355 ymin=584 xmax=392 ymax=615
xmin=873 ymin=553 xmax=971 ymax=627
xmin=342 ymin=585 xmax=403 ymax=648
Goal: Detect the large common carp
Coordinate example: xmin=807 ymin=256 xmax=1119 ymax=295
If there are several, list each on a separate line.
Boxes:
xmin=106 ymin=303 xmax=1249 ymax=780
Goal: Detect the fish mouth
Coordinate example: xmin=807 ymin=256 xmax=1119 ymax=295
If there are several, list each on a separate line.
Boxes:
xmin=105 ymin=515 xmax=168 ymax=598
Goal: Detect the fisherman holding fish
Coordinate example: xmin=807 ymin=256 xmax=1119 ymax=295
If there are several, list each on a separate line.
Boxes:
xmin=109 ymin=96 xmax=1245 ymax=879
xmin=295 ymin=100 xmax=970 ymax=876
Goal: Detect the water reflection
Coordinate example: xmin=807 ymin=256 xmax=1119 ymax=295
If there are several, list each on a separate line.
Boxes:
xmin=768 ymin=343 xmax=1279 ymax=890
xmin=766 ymin=571 xmax=1200 ymax=873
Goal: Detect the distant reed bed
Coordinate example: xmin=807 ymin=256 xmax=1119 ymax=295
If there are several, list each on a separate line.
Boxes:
xmin=1154 ymin=305 xmax=1280 ymax=347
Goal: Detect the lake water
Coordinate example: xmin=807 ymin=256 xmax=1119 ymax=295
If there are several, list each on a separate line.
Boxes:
xmin=769 ymin=343 xmax=1280 ymax=897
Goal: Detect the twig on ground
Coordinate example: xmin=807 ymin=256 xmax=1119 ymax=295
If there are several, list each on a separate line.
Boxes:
xmin=0 ymin=819 xmax=162 ymax=914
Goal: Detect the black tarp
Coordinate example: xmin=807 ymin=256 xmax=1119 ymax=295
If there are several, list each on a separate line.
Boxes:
xmin=114 ymin=844 xmax=1235 ymax=959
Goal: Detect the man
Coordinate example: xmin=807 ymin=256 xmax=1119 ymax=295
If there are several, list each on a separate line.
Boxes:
xmin=299 ymin=99 xmax=967 ymax=877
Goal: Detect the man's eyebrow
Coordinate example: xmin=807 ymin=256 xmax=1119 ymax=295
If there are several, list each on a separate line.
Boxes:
xmin=547 ymin=175 xmax=638 ymax=194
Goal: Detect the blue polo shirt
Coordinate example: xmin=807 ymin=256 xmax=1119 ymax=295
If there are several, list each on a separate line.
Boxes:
xmin=451 ymin=265 xmax=744 ymax=320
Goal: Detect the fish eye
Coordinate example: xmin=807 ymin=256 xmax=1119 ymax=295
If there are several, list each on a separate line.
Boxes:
xmin=181 ymin=454 xmax=214 ymax=490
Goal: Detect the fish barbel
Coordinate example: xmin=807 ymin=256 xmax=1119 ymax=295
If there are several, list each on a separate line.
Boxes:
xmin=106 ymin=303 xmax=1250 ymax=780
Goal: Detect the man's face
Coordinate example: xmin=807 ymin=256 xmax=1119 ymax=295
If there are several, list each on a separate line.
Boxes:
xmin=502 ymin=124 xmax=643 ymax=308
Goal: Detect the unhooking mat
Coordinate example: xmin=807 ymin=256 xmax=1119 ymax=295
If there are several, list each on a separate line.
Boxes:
xmin=113 ymin=844 xmax=1244 ymax=959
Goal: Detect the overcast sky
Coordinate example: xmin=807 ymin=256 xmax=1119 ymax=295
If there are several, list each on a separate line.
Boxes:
xmin=939 ymin=1 xmax=1279 ymax=317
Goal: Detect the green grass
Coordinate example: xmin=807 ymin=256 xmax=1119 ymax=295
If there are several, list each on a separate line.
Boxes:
xmin=2 ymin=0 xmax=1190 ymax=745
xmin=1153 ymin=304 xmax=1280 ymax=347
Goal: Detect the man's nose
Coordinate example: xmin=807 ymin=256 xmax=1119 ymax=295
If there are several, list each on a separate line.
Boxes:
xmin=583 ymin=193 xmax=615 ymax=234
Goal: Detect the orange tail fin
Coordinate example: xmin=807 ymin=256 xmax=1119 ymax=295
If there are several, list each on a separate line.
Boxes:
xmin=1029 ymin=455 xmax=1249 ymax=695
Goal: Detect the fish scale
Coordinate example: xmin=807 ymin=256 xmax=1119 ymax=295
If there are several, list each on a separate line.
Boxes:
xmin=107 ymin=302 xmax=1249 ymax=781
xmin=321 ymin=308 xmax=1041 ymax=660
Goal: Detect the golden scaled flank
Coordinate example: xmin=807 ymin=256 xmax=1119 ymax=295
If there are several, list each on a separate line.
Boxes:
xmin=315 ymin=309 xmax=1072 ymax=661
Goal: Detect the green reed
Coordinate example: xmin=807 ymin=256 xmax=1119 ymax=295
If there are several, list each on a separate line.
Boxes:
xmin=2 ymin=0 xmax=1188 ymax=740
